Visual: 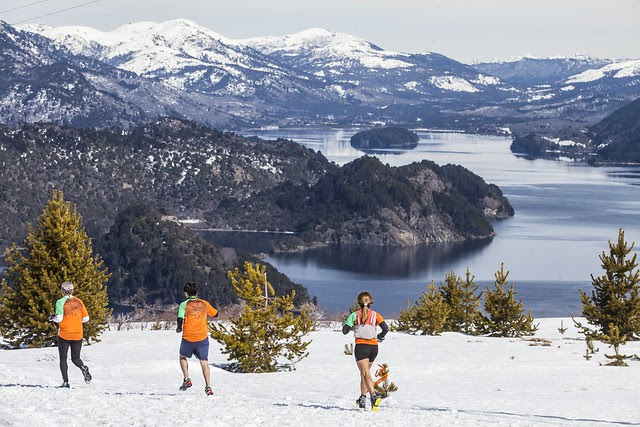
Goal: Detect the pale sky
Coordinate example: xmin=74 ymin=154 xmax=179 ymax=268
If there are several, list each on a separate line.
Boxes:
xmin=1 ymin=0 xmax=638 ymax=63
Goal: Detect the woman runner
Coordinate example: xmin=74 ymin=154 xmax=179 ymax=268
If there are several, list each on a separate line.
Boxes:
xmin=342 ymin=291 xmax=389 ymax=411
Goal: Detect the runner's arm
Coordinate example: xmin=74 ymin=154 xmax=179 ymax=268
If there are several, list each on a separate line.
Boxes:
xmin=342 ymin=312 xmax=357 ymax=335
xmin=176 ymin=300 xmax=187 ymax=333
xmin=50 ymin=298 xmax=65 ymax=323
xmin=377 ymin=321 xmax=389 ymax=341
xmin=206 ymin=301 xmax=218 ymax=318
xmin=81 ymin=302 xmax=89 ymax=323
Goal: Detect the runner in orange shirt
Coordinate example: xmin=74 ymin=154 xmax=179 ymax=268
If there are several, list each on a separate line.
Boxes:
xmin=342 ymin=291 xmax=389 ymax=411
xmin=176 ymin=282 xmax=218 ymax=396
xmin=49 ymin=281 xmax=92 ymax=388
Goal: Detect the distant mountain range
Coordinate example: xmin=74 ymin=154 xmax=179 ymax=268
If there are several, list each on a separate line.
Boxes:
xmin=1 ymin=19 xmax=638 ymax=129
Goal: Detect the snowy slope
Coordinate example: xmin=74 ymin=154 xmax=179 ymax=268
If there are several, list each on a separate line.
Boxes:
xmin=474 ymin=55 xmax=612 ymax=85
xmin=242 ymin=28 xmax=414 ymax=70
xmin=24 ymin=19 xmax=324 ymax=103
xmin=566 ymin=59 xmax=640 ymax=84
xmin=1 ymin=318 xmax=639 ymax=426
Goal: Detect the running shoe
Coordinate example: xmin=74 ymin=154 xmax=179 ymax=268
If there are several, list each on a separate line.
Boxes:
xmin=179 ymin=378 xmax=192 ymax=391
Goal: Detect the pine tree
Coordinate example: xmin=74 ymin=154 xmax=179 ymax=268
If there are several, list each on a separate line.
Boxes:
xmin=391 ymin=299 xmax=416 ymax=333
xmin=441 ymin=271 xmax=464 ymax=331
xmin=575 ymin=229 xmax=640 ymax=340
xmin=412 ymin=281 xmax=450 ymax=335
xmin=441 ymin=268 xmax=484 ymax=334
xmin=0 ymin=191 xmax=110 ymax=347
xmin=209 ymin=262 xmax=313 ymax=373
xmin=392 ymin=283 xmax=450 ymax=335
xmin=483 ymin=263 xmax=538 ymax=337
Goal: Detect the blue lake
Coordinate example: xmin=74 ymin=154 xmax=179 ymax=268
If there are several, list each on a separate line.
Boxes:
xmin=225 ymin=129 xmax=640 ymax=318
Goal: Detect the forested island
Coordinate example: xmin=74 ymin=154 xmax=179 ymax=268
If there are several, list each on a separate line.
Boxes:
xmin=350 ymin=126 xmax=419 ymax=151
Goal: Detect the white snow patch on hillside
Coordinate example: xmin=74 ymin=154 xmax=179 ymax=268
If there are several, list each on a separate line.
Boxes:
xmin=548 ymin=137 xmax=585 ymax=147
xmin=429 ymin=76 xmax=479 ymax=93
xmin=242 ymin=28 xmax=413 ymax=70
xmin=2 ymin=318 xmax=639 ymax=425
xmin=560 ymin=85 xmax=575 ymax=91
xmin=566 ymin=59 xmax=640 ymax=83
xmin=473 ymin=75 xmax=501 ymax=85
xmin=403 ymin=81 xmax=418 ymax=90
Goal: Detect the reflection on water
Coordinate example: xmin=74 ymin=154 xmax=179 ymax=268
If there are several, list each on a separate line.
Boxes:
xmin=241 ymin=129 xmax=640 ymax=317
xmin=272 ymin=239 xmax=493 ymax=279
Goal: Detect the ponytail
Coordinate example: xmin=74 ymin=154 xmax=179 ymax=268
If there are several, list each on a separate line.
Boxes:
xmin=356 ymin=291 xmax=373 ymax=324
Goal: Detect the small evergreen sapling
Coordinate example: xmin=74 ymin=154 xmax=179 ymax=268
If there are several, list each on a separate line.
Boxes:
xmin=483 ymin=263 xmax=538 ymax=337
xmin=0 ymin=190 xmax=110 ymax=347
xmin=344 ymin=343 xmax=354 ymax=355
xmin=602 ymin=323 xmax=631 ymax=367
xmin=373 ymin=363 xmax=398 ymax=398
xmin=583 ymin=336 xmax=599 ymax=361
xmin=558 ymin=320 xmax=568 ymax=336
xmin=209 ymin=262 xmax=313 ymax=373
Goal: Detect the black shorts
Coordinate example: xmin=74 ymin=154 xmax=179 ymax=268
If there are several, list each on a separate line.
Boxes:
xmin=354 ymin=344 xmax=378 ymax=362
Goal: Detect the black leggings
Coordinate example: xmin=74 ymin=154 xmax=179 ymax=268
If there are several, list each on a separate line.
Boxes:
xmin=58 ymin=338 xmax=84 ymax=383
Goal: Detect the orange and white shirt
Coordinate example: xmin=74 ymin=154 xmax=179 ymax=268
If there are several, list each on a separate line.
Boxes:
xmin=53 ymin=296 xmax=89 ymax=341
xmin=344 ymin=309 xmax=384 ymax=345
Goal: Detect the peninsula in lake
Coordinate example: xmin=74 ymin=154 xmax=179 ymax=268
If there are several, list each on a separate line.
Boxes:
xmin=510 ymin=97 xmax=640 ymax=164
xmin=0 ymin=119 xmax=513 ymax=252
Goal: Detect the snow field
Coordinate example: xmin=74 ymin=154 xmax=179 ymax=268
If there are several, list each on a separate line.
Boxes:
xmin=1 ymin=318 xmax=640 ymax=426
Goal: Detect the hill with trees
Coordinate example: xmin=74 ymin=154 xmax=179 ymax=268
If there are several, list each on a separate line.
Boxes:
xmin=0 ymin=119 xmax=512 ymax=254
xmin=510 ymin=97 xmax=640 ymax=163
xmin=96 ymin=205 xmax=310 ymax=309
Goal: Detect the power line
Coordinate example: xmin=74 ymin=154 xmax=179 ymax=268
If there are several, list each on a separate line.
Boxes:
xmin=11 ymin=0 xmax=102 ymax=25
xmin=0 ymin=0 xmax=49 ymax=15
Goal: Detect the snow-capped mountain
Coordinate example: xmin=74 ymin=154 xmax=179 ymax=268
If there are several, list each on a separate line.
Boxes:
xmin=473 ymin=55 xmax=612 ymax=85
xmin=25 ymin=19 xmax=331 ymax=106
xmin=23 ymin=20 xmax=513 ymax=109
xmin=5 ymin=19 xmax=640 ymax=129
xmin=0 ymin=20 xmax=245 ymax=128
xmin=242 ymin=27 xmax=512 ymax=102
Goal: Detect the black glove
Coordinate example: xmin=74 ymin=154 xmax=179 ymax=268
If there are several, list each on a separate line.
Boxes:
xmin=48 ymin=314 xmax=57 ymax=323
xmin=176 ymin=326 xmax=182 ymax=333
xmin=377 ymin=333 xmax=385 ymax=342
xmin=176 ymin=317 xmax=183 ymax=333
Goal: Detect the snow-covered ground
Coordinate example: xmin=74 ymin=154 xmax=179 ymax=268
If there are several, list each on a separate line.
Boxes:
xmin=2 ymin=318 xmax=640 ymax=426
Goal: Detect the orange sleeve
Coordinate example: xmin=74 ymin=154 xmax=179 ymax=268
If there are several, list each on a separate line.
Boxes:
xmin=81 ymin=301 xmax=89 ymax=318
xmin=376 ymin=312 xmax=384 ymax=325
xmin=206 ymin=301 xmax=218 ymax=318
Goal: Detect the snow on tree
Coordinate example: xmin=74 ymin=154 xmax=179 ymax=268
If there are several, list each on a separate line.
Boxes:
xmin=0 ymin=190 xmax=110 ymax=347
xmin=209 ymin=262 xmax=313 ymax=373
xmin=575 ymin=229 xmax=640 ymax=340
xmin=483 ymin=263 xmax=538 ymax=337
